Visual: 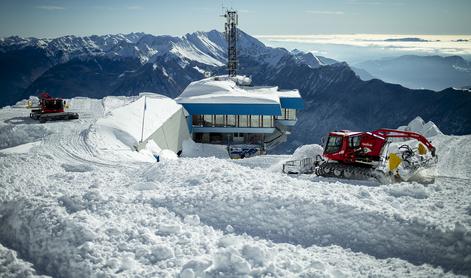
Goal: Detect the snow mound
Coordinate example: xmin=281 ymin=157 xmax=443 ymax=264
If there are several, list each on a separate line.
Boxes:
xmin=398 ymin=116 xmax=443 ymax=137
xmin=0 ymin=243 xmax=49 ymax=277
xmin=291 ymin=144 xmax=324 ymax=160
xmin=101 ymin=96 xmax=139 ymax=115
xmin=149 ymin=157 xmax=471 ymax=274
xmin=13 ymin=96 xmax=39 ymax=108
xmin=0 ymin=125 xmax=49 ymax=150
xmin=0 ymin=141 xmax=41 ymax=154
xmin=181 ymin=140 xmax=229 ymax=158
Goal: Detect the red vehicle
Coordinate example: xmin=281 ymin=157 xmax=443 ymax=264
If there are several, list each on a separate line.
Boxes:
xmin=30 ymin=92 xmax=79 ymax=123
xmin=283 ymin=128 xmax=438 ymax=182
xmin=315 ymin=129 xmax=437 ymax=180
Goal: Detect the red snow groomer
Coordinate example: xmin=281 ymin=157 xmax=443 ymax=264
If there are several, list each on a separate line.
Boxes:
xmin=283 ymin=129 xmax=438 ymax=182
xmin=29 ymin=92 xmax=79 ymax=123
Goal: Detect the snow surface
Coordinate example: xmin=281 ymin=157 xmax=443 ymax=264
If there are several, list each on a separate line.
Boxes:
xmin=398 ymin=116 xmax=443 ymax=138
xmin=176 ymin=76 xmax=299 ymax=105
xmin=0 ymin=243 xmax=50 ymax=277
xmin=0 ymin=96 xmax=470 ymax=277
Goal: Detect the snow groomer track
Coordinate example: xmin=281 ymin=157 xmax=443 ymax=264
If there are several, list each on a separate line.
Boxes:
xmin=1 ymin=96 xmax=470 ymax=277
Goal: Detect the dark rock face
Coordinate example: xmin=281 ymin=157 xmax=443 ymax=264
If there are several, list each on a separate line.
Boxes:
xmin=0 ymin=47 xmax=55 ymax=106
xmin=238 ymin=54 xmax=471 ymax=152
xmin=2 ymin=31 xmax=471 ymax=153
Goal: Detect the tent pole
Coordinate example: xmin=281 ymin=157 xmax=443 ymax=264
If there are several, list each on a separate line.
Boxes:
xmin=140 ymin=96 xmax=146 ymax=143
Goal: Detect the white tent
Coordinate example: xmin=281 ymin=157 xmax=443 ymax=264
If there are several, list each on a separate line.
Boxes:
xmin=96 ymin=93 xmax=190 ymax=155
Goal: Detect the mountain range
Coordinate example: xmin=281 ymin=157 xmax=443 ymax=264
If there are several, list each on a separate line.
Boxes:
xmin=355 ymin=55 xmax=471 ymax=91
xmin=1 ymin=30 xmax=471 ymax=152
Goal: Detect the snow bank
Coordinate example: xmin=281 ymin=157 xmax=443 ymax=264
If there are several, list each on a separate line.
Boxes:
xmin=291 ymin=144 xmax=324 ymax=160
xmin=0 ymin=141 xmax=41 ymax=154
xmin=13 ymin=96 xmax=39 ymax=108
xmin=181 ymin=140 xmax=229 ymax=158
xmin=101 ymin=96 xmax=139 ymax=115
xmin=0 ymin=125 xmax=49 ymax=150
xmin=148 ymin=157 xmax=471 ymax=274
xmin=398 ymin=116 xmax=443 ymax=137
xmin=0 ymin=243 xmax=49 ymax=277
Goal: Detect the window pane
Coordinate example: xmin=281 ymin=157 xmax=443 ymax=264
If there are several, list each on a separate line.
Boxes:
xmin=278 ymin=109 xmax=286 ymax=120
xmin=239 ymin=115 xmax=248 ymax=127
xmin=262 ymin=116 xmax=272 ymax=127
xmin=250 ymin=115 xmax=260 ymax=127
xmin=192 ymin=115 xmax=202 ymax=126
xmin=203 ymin=115 xmax=213 ymax=127
xmin=227 ymin=115 xmax=236 ymax=127
xmin=288 ymin=109 xmax=296 ymax=120
xmin=215 ymin=115 xmax=224 ymax=127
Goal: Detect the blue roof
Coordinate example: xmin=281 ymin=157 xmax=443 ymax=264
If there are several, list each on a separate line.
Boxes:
xmin=280 ymin=97 xmax=304 ymax=109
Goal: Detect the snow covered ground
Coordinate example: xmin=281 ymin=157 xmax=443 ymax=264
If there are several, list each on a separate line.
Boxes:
xmin=0 ymin=96 xmax=470 ymax=277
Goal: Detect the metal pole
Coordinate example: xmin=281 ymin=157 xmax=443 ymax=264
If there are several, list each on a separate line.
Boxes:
xmin=140 ymin=96 xmax=146 ymax=143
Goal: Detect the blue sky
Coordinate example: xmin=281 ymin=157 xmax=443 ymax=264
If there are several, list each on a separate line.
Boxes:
xmin=0 ymin=0 xmax=470 ymax=38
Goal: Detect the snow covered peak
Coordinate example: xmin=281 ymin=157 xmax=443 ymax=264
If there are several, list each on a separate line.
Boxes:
xmin=0 ymin=30 xmax=302 ymax=68
xmin=292 ymin=50 xmax=323 ymax=68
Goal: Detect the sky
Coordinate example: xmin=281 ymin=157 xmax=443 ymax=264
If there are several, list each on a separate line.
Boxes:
xmin=0 ymin=0 xmax=470 ymax=38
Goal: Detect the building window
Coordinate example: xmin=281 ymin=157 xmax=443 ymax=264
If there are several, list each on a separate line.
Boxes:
xmin=250 ymin=115 xmax=260 ymax=127
xmin=215 ymin=115 xmax=225 ymax=127
xmin=277 ymin=109 xmax=296 ymax=120
xmin=288 ymin=109 xmax=296 ymax=120
xmin=262 ymin=115 xmax=273 ymax=127
xmin=203 ymin=115 xmax=213 ymax=127
xmin=227 ymin=115 xmax=236 ymax=127
xmin=192 ymin=115 xmax=203 ymax=126
xmin=233 ymin=132 xmax=244 ymax=143
xmin=192 ymin=114 xmax=276 ymax=128
xmin=239 ymin=115 xmax=248 ymax=127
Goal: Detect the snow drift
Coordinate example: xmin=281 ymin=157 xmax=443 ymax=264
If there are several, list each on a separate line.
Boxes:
xmin=0 ymin=97 xmax=469 ymax=277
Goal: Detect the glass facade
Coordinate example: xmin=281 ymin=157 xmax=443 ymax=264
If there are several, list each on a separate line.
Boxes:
xmin=277 ymin=108 xmax=297 ymax=121
xmin=192 ymin=114 xmax=275 ymax=128
xmin=192 ymin=132 xmax=266 ymax=146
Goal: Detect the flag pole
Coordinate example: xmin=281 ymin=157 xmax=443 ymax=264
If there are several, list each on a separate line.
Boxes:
xmin=140 ymin=96 xmax=146 ymax=143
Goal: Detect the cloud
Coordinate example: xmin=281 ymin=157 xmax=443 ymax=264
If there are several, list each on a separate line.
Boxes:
xmin=256 ymin=34 xmax=471 ymax=56
xmin=36 ymin=5 xmax=65 ymax=10
xmin=306 ymin=10 xmax=345 ymax=15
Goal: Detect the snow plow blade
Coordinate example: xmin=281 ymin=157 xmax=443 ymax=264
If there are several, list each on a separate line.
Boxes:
xmin=386 ymin=144 xmax=438 ymax=183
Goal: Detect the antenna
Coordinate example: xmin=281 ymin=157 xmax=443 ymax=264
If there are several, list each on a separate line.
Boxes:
xmin=223 ymin=9 xmax=238 ymax=77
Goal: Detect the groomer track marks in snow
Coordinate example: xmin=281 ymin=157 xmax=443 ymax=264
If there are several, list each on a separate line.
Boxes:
xmin=0 ymin=96 xmax=469 ymax=277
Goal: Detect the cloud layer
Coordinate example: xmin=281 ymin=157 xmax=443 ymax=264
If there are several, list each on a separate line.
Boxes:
xmin=257 ymin=34 xmax=471 ymax=56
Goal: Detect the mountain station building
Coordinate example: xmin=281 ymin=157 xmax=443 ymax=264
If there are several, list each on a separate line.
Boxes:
xmin=176 ymin=76 xmax=303 ymax=157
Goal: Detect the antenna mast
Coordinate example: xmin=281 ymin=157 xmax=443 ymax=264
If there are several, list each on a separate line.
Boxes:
xmin=223 ymin=9 xmax=238 ymax=77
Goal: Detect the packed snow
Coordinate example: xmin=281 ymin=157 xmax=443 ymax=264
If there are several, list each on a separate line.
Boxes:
xmin=176 ymin=76 xmax=300 ymax=105
xmin=0 ymin=96 xmax=470 ymax=277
